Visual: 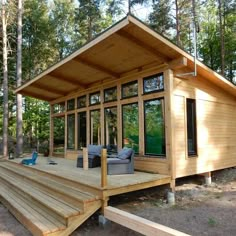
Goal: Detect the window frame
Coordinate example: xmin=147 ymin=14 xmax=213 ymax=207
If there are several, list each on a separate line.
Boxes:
xmin=67 ymin=113 xmax=75 ymax=149
xmin=77 ymin=111 xmax=87 ymax=150
xmin=122 ymin=102 xmax=139 ymax=153
xmin=67 ymin=99 xmax=75 ymax=111
xmin=104 ymin=106 xmax=118 ymax=151
xmin=104 ymin=87 xmax=117 ymax=103
xmin=143 ymin=73 xmax=164 ymax=94
xmin=90 ymin=109 xmax=101 ymax=145
xmin=144 ymin=97 xmax=166 ymax=157
xmin=77 ymin=95 xmax=87 ymax=109
xmin=186 ymin=98 xmax=198 ymax=156
xmin=121 ymin=80 xmax=138 ymax=99
xmin=89 ymin=91 xmax=101 ymax=106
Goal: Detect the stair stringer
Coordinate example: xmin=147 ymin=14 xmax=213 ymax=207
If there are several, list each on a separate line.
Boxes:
xmin=48 ymin=200 xmax=102 ymax=236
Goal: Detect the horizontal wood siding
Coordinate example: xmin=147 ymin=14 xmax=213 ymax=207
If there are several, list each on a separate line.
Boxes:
xmin=134 ymin=158 xmax=169 ymax=174
xmin=173 ymin=76 xmax=236 ymax=178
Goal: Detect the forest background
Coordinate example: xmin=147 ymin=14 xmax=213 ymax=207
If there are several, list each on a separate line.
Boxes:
xmin=0 ymin=0 xmax=235 ymax=156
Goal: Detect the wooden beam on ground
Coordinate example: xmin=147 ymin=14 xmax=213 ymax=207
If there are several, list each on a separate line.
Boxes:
xmin=104 ymin=206 xmax=190 ymax=236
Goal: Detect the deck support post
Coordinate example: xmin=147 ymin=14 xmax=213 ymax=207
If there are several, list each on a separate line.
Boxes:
xmin=101 ymin=148 xmax=107 ymax=188
xmin=83 ymin=148 xmax=88 ymax=170
xmin=99 ymin=214 xmax=110 ymax=227
xmin=201 ymin=172 xmax=212 ymax=185
xmin=167 ymin=191 xmax=175 ymax=205
xmin=99 ymin=196 xmax=110 ymax=227
xmin=170 ymin=179 xmax=176 ymax=192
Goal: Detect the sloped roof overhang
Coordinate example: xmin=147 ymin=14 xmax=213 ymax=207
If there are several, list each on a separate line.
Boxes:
xmin=15 ymin=15 xmax=236 ymax=101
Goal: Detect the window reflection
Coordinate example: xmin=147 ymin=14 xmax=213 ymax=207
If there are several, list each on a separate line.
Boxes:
xmin=78 ymin=112 xmax=86 ymax=149
xmin=143 ymin=73 xmax=164 ymax=93
xmin=90 ymin=110 xmax=101 ymax=145
xmin=122 ymin=103 xmax=139 ymax=153
xmin=67 ymin=99 xmax=75 ymax=110
xmin=144 ymin=98 xmax=166 ymax=156
xmin=90 ymin=92 xmax=100 ymax=105
xmin=105 ymin=107 xmax=117 ymax=151
xmin=104 ymin=87 xmax=117 ymax=102
xmin=77 ymin=95 xmax=86 ymax=108
xmin=122 ymin=81 xmax=138 ymax=98
xmin=67 ymin=114 xmax=75 ymax=149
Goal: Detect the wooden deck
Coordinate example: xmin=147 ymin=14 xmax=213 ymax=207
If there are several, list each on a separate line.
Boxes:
xmin=0 ymin=156 xmax=171 ymax=235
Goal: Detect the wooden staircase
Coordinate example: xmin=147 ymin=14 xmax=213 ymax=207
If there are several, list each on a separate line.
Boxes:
xmin=0 ymin=161 xmax=102 ymax=236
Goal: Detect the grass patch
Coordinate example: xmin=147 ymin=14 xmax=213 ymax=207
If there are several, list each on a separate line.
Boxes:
xmin=208 ymin=217 xmax=217 ymax=227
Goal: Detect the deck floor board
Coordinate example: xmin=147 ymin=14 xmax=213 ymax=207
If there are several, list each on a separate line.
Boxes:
xmin=8 ymin=156 xmax=171 ymax=193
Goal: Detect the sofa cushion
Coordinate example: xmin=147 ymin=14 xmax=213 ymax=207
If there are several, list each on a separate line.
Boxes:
xmin=107 ymin=158 xmax=130 ymax=164
xmin=118 ymin=148 xmax=133 ymax=160
xmin=88 ymin=145 xmax=103 ymax=155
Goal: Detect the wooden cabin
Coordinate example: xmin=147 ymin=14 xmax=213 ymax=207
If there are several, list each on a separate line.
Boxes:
xmin=16 ymin=15 xmax=236 ymax=187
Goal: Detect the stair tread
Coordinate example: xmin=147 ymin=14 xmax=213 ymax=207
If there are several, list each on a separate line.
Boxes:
xmin=1 ymin=162 xmax=97 ymax=202
xmin=0 ymin=182 xmax=66 ymax=234
xmin=0 ymin=170 xmax=81 ymax=218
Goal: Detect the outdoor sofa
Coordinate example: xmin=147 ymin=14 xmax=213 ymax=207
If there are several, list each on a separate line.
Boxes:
xmin=77 ymin=145 xmax=103 ymax=168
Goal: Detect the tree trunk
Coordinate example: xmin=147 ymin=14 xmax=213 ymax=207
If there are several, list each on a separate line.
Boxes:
xmin=218 ymin=0 xmax=225 ymax=76
xmin=175 ymin=0 xmax=181 ymax=46
xmin=2 ymin=4 xmax=9 ymax=158
xmin=16 ymin=0 xmax=23 ymax=158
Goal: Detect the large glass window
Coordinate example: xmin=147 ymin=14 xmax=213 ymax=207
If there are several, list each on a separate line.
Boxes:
xmin=122 ymin=81 xmax=138 ymax=99
xmin=67 ymin=114 xmax=75 ymax=149
xmin=187 ymin=99 xmax=197 ymax=156
xmin=104 ymin=87 xmax=117 ymax=102
xmin=90 ymin=110 xmax=101 ymax=145
xmin=78 ymin=112 xmax=87 ymax=149
xmin=105 ymin=107 xmax=117 ymax=151
xmin=144 ymin=98 xmax=166 ymax=156
xmin=122 ymin=103 xmax=139 ymax=153
xmin=143 ymin=73 xmax=164 ymax=94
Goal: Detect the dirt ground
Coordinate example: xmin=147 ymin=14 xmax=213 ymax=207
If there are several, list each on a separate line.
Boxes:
xmin=0 ymin=168 xmax=236 ymax=236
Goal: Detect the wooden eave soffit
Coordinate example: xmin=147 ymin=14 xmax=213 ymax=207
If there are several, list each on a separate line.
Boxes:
xmin=21 ymin=90 xmax=52 ymax=101
xmin=47 ymin=74 xmax=86 ymax=89
xmin=31 ymin=84 xmax=66 ymax=96
xmin=116 ymin=30 xmax=171 ymax=63
xmin=72 ymin=58 xmax=120 ymax=79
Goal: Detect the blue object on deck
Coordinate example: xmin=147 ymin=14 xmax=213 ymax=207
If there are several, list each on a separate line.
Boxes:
xmin=21 ymin=151 xmax=38 ymax=165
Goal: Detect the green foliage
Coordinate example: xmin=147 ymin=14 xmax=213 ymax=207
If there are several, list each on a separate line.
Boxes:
xmin=148 ymin=0 xmax=174 ymax=38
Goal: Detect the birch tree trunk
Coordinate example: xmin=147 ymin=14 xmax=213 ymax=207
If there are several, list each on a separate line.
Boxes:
xmin=218 ymin=0 xmax=225 ymax=76
xmin=16 ymin=0 xmax=23 ymax=157
xmin=2 ymin=3 xmax=9 ymax=158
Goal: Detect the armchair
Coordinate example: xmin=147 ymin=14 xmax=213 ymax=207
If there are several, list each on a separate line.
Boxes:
xmin=107 ymin=148 xmax=134 ymax=175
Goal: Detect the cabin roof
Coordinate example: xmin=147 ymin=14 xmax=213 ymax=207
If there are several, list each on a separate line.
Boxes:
xmin=15 ymin=15 xmax=236 ymax=102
